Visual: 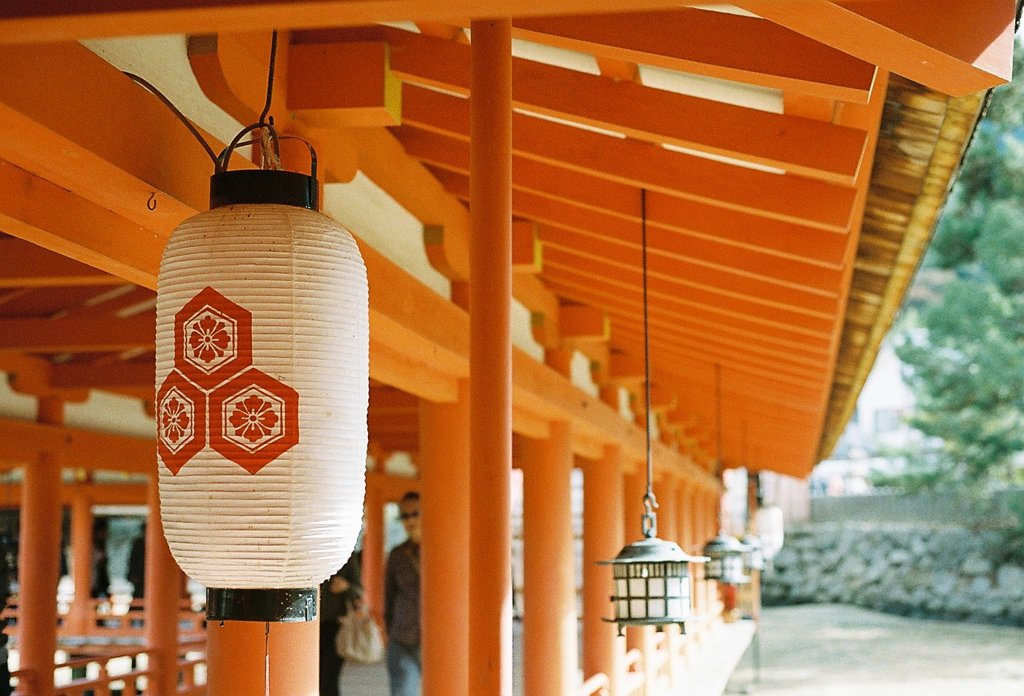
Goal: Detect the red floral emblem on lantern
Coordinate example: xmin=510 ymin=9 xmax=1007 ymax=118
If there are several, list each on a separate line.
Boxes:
xmin=174 ymin=287 xmax=252 ymax=391
xmin=209 ymin=368 xmax=299 ymax=474
xmin=156 ymin=370 xmax=206 ymax=474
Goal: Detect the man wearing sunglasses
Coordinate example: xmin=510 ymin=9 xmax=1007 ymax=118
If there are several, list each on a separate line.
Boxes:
xmin=384 ymin=491 xmax=421 ymax=696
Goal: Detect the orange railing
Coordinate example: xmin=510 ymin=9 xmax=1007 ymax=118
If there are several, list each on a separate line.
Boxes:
xmin=10 ymin=646 xmax=207 ymax=696
xmin=622 ymin=648 xmax=645 ymax=696
xmin=3 ymin=597 xmax=206 ymax=643
xmin=578 ymin=672 xmax=611 ymax=696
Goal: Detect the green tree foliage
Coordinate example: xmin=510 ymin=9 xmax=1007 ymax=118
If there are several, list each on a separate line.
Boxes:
xmin=890 ymin=47 xmax=1024 ymax=491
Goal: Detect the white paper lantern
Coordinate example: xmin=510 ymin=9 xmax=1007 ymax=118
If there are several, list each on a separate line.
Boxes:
xmin=155 ymin=170 xmax=369 ymax=621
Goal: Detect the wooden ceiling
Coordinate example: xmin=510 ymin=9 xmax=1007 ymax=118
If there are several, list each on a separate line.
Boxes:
xmin=0 ymin=1 xmax=1015 ymax=479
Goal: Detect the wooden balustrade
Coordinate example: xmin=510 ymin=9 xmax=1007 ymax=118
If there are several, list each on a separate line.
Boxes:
xmin=578 ymin=672 xmax=610 ymax=696
xmin=3 ymin=597 xmax=206 ymax=642
xmin=622 ymin=647 xmax=644 ymax=696
xmin=10 ymin=646 xmax=207 ymax=696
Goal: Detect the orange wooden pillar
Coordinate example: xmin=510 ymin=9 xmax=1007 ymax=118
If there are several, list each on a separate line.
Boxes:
xmin=468 ymin=17 xmax=513 ymax=696
xmin=419 ymin=381 xmax=470 ymax=696
xmin=621 ymin=469 xmax=647 ymax=654
xmin=521 ymin=422 xmax=576 ymax=696
xmin=18 ymin=396 xmax=63 ymax=696
xmin=67 ymin=484 xmax=93 ymax=635
xmin=207 ymin=621 xmax=318 ymax=695
xmin=582 ymin=445 xmax=625 ymax=695
xmin=145 ymin=476 xmax=180 ymax=696
xmin=362 ymin=477 xmax=385 ymax=627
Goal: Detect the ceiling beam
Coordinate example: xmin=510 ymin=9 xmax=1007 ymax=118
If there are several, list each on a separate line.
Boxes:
xmin=0 ymin=0 xmax=687 ymax=43
xmin=0 ymin=237 xmax=120 ymax=288
xmin=397 ymin=128 xmax=850 ymax=268
xmin=298 ymin=26 xmax=868 ymax=183
xmin=541 ymin=250 xmax=836 ymax=335
xmin=426 ymin=163 xmax=847 ymax=300
xmin=49 ymin=360 xmax=154 ymax=391
xmin=402 ymin=85 xmax=857 ymax=231
xmin=734 ymin=0 xmax=1015 ymax=96
xmin=0 ymin=162 xmax=160 ymax=288
xmin=543 ymin=264 xmax=832 ymax=340
xmin=508 ymin=8 xmax=877 ymax=102
xmin=0 ymin=314 xmax=154 ymax=353
xmin=0 ymin=415 xmax=152 ymax=473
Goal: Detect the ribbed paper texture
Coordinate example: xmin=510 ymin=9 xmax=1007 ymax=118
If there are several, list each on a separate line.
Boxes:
xmin=156 ymin=204 xmax=369 ymax=588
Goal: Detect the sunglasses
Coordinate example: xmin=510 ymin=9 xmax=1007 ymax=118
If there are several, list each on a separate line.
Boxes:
xmin=399 ymin=510 xmax=420 ymax=521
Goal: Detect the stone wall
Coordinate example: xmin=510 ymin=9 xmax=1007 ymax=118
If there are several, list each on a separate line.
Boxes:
xmin=762 ymin=523 xmax=1024 ymax=626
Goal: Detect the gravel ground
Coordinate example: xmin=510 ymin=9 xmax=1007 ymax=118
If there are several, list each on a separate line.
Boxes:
xmin=725 ymin=604 xmax=1024 ymax=696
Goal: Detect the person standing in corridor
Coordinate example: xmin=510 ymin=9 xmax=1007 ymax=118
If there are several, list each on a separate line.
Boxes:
xmin=384 ymin=491 xmax=421 ymax=696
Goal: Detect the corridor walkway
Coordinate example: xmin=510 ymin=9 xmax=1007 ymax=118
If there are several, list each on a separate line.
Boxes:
xmin=726 ymin=604 xmax=1024 ymax=696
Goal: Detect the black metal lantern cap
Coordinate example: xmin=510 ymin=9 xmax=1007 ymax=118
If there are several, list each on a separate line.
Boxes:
xmin=206 ymin=587 xmax=317 ymax=622
xmin=210 ymin=169 xmax=318 ymax=211
xmin=600 ymin=536 xmax=707 ymax=566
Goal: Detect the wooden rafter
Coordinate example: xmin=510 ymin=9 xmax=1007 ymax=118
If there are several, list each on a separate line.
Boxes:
xmin=296 ymin=26 xmax=868 ymax=182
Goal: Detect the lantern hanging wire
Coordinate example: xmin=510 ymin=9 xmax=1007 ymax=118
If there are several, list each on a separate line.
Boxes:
xmin=123 ymin=30 xmax=317 ymax=181
xmin=640 ymin=188 xmax=658 ymax=538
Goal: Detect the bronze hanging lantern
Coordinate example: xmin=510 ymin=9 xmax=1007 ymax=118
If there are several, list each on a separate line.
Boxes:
xmin=599 ymin=189 xmax=706 ymax=634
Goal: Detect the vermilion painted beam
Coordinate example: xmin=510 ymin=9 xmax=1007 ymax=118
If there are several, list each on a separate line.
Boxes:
xmin=599 ymin=305 xmax=830 ymax=373
xmin=396 ymin=127 xmax=849 ymax=268
xmin=611 ymin=322 xmax=827 ymax=383
xmin=0 ymin=238 xmax=118 ymax=288
xmin=0 ymin=0 xmax=687 ymax=43
xmin=544 ymin=275 xmax=832 ymax=357
xmin=558 ymin=305 xmax=609 ymax=343
xmin=544 ymin=265 xmax=833 ymax=348
xmin=288 ymin=41 xmax=402 ymax=127
xmin=402 ymin=85 xmax=857 ymax=231
xmin=541 ymin=250 xmax=837 ymax=335
xmin=424 ymin=163 xmax=846 ymax=298
xmin=298 ymin=26 xmax=867 ymax=182
xmin=0 ymin=415 xmax=152 ymax=472
xmin=49 ymin=360 xmax=154 ymax=391
xmin=510 ymin=9 xmax=876 ymax=102
xmin=0 ymin=314 xmax=154 ymax=353
xmin=538 ymin=223 xmax=840 ymax=314
xmin=0 ymin=162 xmax=161 ymax=289
xmin=735 ymin=0 xmax=1016 ymax=96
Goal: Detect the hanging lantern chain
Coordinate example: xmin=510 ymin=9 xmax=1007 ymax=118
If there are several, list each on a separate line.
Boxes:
xmin=640 ymin=188 xmax=658 ymax=539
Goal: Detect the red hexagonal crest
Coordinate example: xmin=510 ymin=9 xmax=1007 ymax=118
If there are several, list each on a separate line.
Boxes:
xmin=173 ymin=286 xmax=253 ymax=391
xmin=209 ymin=368 xmax=300 ymax=474
xmin=156 ymin=370 xmax=207 ymax=474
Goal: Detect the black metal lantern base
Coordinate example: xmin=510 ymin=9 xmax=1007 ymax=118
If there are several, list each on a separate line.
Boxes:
xmin=207 ymin=587 xmax=317 ymax=622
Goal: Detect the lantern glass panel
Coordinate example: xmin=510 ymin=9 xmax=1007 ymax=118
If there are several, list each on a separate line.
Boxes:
xmin=667 ymin=577 xmax=682 ymax=596
xmin=629 ymin=578 xmax=646 ymax=596
xmin=649 ymin=598 xmax=665 ymax=617
xmin=616 ymin=578 xmax=628 ymax=597
xmin=726 ymin=556 xmax=744 ymax=577
xmin=667 ymin=598 xmax=683 ymax=616
xmin=618 ymin=599 xmax=629 ymax=618
xmin=649 ymin=577 xmax=665 ymax=597
xmin=630 ymin=599 xmax=647 ymax=618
